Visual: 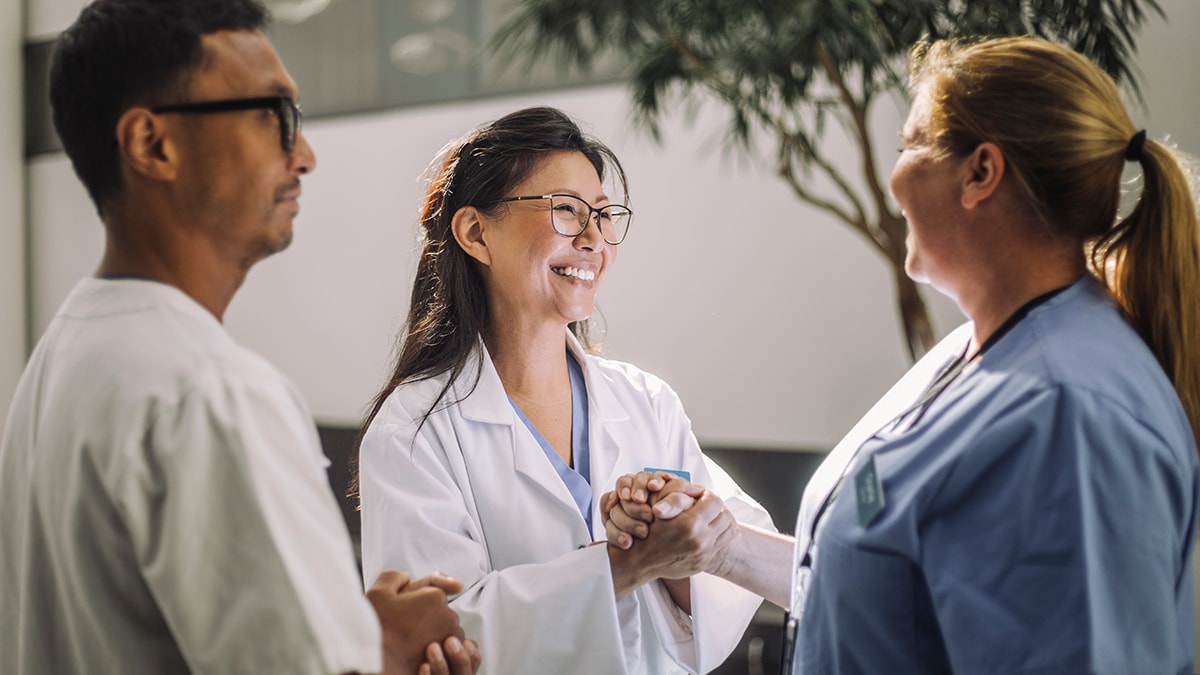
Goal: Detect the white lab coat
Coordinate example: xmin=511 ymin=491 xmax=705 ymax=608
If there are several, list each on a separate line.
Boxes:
xmin=360 ymin=334 xmax=775 ymax=674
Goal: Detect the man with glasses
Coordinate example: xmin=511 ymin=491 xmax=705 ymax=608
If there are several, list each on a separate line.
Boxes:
xmin=0 ymin=1 xmax=479 ymax=674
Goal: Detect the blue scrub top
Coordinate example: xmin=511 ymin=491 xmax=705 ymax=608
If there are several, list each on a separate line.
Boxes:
xmin=508 ymin=352 xmax=593 ymax=535
xmin=794 ymin=276 xmax=1199 ymax=674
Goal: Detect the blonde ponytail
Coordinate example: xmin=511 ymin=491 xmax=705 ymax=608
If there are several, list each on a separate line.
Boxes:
xmin=1094 ymin=141 xmax=1200 ymax=444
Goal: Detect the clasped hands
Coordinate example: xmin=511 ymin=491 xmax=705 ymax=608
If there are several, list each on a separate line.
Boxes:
xmin=366 ymin=570 xmax=482 ymax=675
xmin=600 ymin=471 xmax=738 ymax=584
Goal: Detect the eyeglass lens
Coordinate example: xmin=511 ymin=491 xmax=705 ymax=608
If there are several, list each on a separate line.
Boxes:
xmin=277 ymin=100 xmax=300 ymax=152
xmin=550 ymin=195 xmax=631 ymax=244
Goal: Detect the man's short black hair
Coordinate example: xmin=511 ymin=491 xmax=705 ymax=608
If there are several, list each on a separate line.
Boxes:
xmin=49 ymin=0 xmax=269 ymax=214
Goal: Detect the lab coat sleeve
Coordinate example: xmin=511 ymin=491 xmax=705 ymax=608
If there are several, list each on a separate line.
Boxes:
xmin=640 ymin=377 xmax=777 ymax=674
xmin=359 ymin=413 xmax=629 ymax=675
xmin=917 ymin=385 xmax=1197 ymax=674
xmin=111 ymin=374 xmax=381 ymax=675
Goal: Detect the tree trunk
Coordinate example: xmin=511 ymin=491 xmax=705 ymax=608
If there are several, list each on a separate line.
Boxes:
xmin=892 ymin=265 xmax=936 ymax=361
xmin=877 ymin=211 xmax=936 ymax=361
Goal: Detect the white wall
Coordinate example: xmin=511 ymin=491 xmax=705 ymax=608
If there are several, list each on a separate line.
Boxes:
xmin=28 ymin=84 xmax=959 ymax=447
xmin=25 ymin=0 xmax=85 ymax=41
xmin=0 ymin=0 xmax=25 ymax=433
xmin=22 ymin=1 xmax=1200 ymax=452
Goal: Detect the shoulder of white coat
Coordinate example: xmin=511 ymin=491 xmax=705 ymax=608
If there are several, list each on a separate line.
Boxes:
xmin=102 ymin=304 xmax=313 ymax=437
xmin=583 ymin=352 xmax=680 ymax=404
xmin=361 ymin=371 xmax=457 ymax=447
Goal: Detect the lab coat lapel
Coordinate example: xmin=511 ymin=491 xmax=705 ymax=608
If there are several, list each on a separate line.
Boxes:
xmin=457 ymin=339 xmax=591 ymax=539
xmin=567 ymin=335 xmax=632 ymax=535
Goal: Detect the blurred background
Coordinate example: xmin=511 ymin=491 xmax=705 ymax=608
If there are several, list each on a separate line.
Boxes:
xmin=3 ymin=1 xmax=1197 ymax=672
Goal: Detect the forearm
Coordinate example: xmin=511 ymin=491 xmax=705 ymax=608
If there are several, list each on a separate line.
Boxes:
xmin=710 ymin=524 xmax=795 ymax=609
xmin=661 ymin=578 xmax=692 ymax=615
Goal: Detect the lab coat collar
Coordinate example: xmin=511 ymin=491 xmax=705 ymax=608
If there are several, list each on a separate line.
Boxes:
xmin=566 ymin=332 xmax=632 ymax=427
xmin=453 ymin=332 xmax=632 ymax=428
xmin=451 ymin=331 xmax=632 ymax=539
xmin=451 ymin=340 xmax=510 ymax=425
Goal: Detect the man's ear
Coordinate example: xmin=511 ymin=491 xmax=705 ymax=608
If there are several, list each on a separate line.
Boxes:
xmin=114 ymin=108 xmax=176 ymax=182
xmin=451 ymin=206 xmax=492 ymax=267
xmin=961 ymin=141 xmax=1005 ymax=210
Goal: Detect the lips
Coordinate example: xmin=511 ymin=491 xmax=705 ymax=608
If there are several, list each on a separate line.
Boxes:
xmin=275 ymin=179 xmax=302 ymax=204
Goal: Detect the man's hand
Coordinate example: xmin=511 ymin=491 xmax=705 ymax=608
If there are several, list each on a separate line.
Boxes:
xmin=366 ymin=570 xmax=481 ymax=675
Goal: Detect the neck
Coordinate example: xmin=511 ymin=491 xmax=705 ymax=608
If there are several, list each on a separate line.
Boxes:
xmin=960 ymin=249 xmax=1085 ymax=356
xmin=483 ymin=319 xmax=572 ymax=404
xmin=98 ymin=215 xmax=245 ymax=322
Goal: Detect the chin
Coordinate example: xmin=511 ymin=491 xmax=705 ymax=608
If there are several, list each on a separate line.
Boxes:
xmin=243 ymin=231 xmax=294 ymax=269
xmin=274 ymin=230 xmax=295 ymax=253
xmin=563 ymin=305 xmax=595 ymax=325
xmin=904 ymin=254 xmax=928 ymax=285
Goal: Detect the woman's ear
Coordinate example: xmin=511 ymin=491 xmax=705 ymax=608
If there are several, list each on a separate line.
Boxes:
xmin=115 ymin=108 xmax=176 ymax=182
xmin=961 ymin=141 xmax=1006 ymax=210
xmin=451 ymin=206 xmax=492 ymax=267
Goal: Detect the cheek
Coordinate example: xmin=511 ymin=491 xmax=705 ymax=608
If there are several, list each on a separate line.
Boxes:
xmin=594 ymin=246 xmax=616 ymax=284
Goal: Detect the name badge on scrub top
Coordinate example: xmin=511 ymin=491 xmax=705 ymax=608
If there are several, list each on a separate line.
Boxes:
xmin=854 ymin=454 xmax=886 ymax=527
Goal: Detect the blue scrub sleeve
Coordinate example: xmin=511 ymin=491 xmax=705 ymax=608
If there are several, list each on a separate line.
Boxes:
xmin=917 ymin=385 xmax=1196 ymax=674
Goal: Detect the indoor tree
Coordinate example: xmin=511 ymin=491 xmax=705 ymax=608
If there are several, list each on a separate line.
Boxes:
xmin=494 ymin=0 xmax=1163 ymax=359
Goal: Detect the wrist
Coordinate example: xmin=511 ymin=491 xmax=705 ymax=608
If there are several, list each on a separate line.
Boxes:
xmin=706 ymin=522 xmax=741 ymax=579
xmin=607 ymin=542 xmax=653 ymax=600
xmin=379 ymin=644 xmax=421 ymax=675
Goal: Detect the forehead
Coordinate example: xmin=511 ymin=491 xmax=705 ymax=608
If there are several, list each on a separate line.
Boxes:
xmin=901 ymin=86 xmax=935 ymax=142
xmin=518 ymin=150 xmax=608 ymax=201
xmin=190 ymin=30 xmax=298 ymax=99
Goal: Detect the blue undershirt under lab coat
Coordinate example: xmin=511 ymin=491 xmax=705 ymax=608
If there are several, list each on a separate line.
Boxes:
xmin=794 ymin=275 xmax=1199 ymax=674
xmin=508 ymin=352 xmax=593 ymax=535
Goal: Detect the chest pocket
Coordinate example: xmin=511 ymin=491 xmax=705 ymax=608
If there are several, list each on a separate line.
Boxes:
xmin=800 ymin=531 xmax=950 ymax=674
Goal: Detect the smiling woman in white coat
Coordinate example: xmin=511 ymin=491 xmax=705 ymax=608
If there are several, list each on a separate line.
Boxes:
xmin=355 ymin=106 xmax=776 ymax=675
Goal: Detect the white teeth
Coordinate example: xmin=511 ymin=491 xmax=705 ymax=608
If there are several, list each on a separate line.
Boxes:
xmin=553 ymin=266 xmax=596 ymax=281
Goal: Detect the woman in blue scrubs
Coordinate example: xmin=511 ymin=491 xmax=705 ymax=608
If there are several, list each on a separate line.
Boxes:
xmin=790 ymin=36 xmax=1200 ymax=674
xmin=606 ymin=36 xmax=1200 ymax=674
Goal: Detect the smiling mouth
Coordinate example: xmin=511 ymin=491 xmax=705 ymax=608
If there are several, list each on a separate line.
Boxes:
xmin=552 ymin=266 xmax=596 ymax=281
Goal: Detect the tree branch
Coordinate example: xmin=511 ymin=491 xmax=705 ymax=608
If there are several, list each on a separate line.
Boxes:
xmin=814 ymin=42 xmax=897 ymax=232
xmin=661 ymin=30 xmax=873 ymax=239
xmin=775 ymin=154 xmax=857 ymax=231
xmin=774 ymin=143 xmax=893 ymax=256
xmin=776 ymin=129 xmax=871 ymax=234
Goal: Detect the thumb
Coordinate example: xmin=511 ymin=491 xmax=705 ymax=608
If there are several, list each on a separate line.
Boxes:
xmin=369 ymin=570 xmax=413 ymax=594
xmin=653 ymin=492 xmax=696 ymax=520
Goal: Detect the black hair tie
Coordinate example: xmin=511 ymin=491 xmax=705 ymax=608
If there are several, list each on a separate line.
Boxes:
xmin=1125 ymin=129 xmax=1147 ymax=162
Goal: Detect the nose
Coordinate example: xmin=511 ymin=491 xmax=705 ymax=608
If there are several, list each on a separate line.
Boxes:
xmin=291 ymin=130 xmax=317 ymax=175
xmin=574 ymin=212 xmax=605 ymax=250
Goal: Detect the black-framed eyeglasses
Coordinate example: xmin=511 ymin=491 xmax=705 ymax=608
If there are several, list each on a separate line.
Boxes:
xmin=152 ymin=96 xmax=302 ymax=153
xmin=481 ymin=194 xmax=633 ymax=245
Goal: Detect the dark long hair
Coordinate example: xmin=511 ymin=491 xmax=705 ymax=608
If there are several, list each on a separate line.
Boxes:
xmin=354 ymin=107 xmax=628 ymax=479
